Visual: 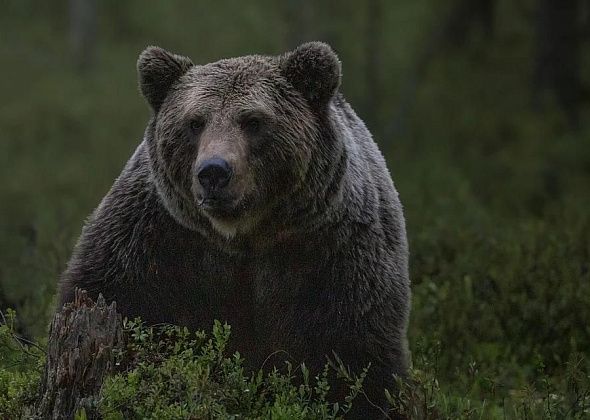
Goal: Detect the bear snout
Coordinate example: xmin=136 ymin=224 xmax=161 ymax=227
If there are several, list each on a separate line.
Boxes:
xmin=197 ymin=157 xmax=233 ymax=195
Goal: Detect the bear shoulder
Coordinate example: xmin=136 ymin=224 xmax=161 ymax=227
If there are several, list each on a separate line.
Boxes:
xmin=59 ymin=142 xmax=167 ymax=304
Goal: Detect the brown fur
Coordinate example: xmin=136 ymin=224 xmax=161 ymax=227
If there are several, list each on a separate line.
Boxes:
xmin=59 ymin=42 xmax=410 ymax=418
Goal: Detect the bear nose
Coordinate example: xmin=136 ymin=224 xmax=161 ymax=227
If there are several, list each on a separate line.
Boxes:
xmin=197 ymin=158 xmax=232 ymax=193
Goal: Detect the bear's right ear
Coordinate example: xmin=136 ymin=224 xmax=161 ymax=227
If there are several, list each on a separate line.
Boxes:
xmin=137 ymin=46 xmax=194 ymax=112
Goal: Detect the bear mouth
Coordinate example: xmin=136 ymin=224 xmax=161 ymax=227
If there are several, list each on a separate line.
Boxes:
xmin=198 ymin=195 xmax=240 ymax=219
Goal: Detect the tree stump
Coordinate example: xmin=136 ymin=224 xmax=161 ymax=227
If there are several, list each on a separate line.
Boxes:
xmin=34 ymin=289 xmax=124 ymax=419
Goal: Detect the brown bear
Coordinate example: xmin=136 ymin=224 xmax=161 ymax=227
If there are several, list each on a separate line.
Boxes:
xmin=58 ymin=42 xmax=410 ymax=417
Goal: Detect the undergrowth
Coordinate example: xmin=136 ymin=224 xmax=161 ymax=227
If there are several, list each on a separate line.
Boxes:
xmin=0 ymin=312 xmax=588 ymax=419
xmin=99 ymin=319 xmax=364 ymax=420
xmin=0 ymin=309 xmax=43 ymax=419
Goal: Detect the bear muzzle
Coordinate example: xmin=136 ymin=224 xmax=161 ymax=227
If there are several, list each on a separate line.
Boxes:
xmin=195 ymin=157 xmax=241 ymax=217
xmin=197 ymin=157 xmax=233 ymax=195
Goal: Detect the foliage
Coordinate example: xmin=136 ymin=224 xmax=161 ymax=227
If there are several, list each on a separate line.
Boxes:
xmin=99 ymin=319 xmax=363 ymax=420
xmin=1 ymin=311 xmax=587 ymax=419
xmin=389 ymin=341 xmax=590 ymax=419
xmin=0 ymin=309 xmax=44 ymax=419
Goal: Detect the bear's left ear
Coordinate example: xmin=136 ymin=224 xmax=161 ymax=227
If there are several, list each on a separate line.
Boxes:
xmin=281 ymin=42 xmax=342 ymax=110
xmin=137 ymin=46 xmax=194 ymax=112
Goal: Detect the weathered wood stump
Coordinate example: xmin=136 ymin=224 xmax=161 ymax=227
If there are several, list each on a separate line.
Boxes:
xmin=34 ymin=289 xmax=124 ymax=419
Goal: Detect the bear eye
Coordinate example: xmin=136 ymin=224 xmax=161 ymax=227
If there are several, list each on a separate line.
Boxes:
xmin=240 ymin=116 xmax=262 ymax=133
xmin=189 ymin=118 xmax=206 ymax=133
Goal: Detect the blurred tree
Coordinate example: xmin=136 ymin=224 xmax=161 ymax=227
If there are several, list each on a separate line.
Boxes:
xmin=69 ymin=0 xmax=97 ymax=72
xmin=365 ymin=0 xmax=383 ymax=129
xmin=284 ymin=0 xmax=315 ymax=48
xmin=387 ymin=0 xmax=496 ymax=139
xmin=533 ymin=0 xmax=583 ymax=128
xmin=446 ymin=0 xmax=496 ymax=46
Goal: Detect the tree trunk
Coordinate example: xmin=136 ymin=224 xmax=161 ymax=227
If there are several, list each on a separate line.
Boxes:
xmin=446 ymin=0 xmax=496 ymax=46
xmin=533 ymin=0 xmax=581 ymax=128
xmin=284 ymin=0 xmax=314 ymax=48
xmin=69 ymin=0 xmax=97 ymax=72
xmin=365 ymin=0 xmax=383 ymax=131
xmin=34 ymin=289 xmax=124 ymax=419
xmin=387 ymin=0 xmax=496 ymax=139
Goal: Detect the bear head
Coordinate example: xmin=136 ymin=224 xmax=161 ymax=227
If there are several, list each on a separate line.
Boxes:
xmin=137 ymin=42 xmax=343 ymax=240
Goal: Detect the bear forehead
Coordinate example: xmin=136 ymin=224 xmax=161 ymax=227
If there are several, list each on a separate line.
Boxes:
xmin=173 ymin=56 xmax=287 ymax=112
xmin=186 ymin=56 xmax=281 ymax=90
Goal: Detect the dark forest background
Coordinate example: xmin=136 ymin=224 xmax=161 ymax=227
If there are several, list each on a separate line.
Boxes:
xmin=1 ymin=0 xmax=589 ymax=417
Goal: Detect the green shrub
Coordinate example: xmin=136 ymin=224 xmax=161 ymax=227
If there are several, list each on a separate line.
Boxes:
xmin=0 ymin=309 xmax=44 ymax=419
xmin=388 ymin=340 xmax=590 ymax=419
xmin=0 ymin=309 xmax=588 ymax=419
xmin=99 ymin=320 xmax=364 ymax=420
